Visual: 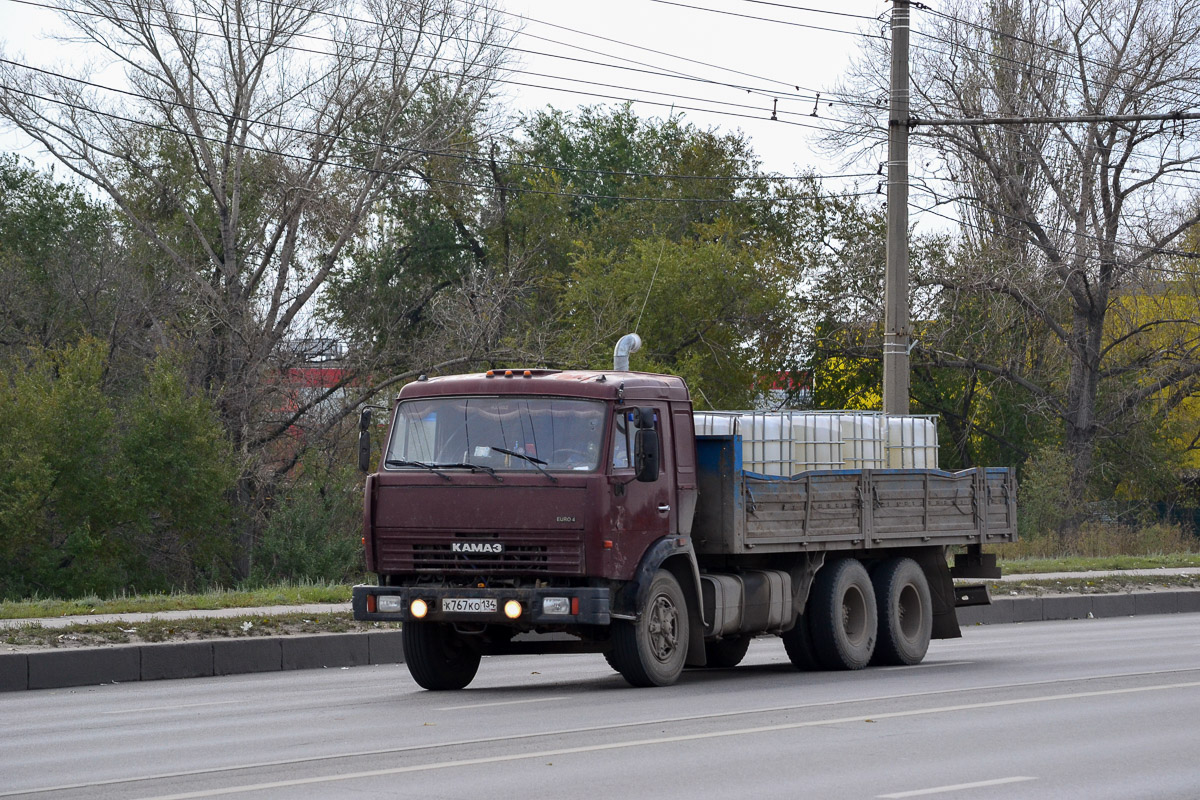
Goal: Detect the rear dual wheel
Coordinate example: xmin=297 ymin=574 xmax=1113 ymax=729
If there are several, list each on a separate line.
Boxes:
xmin=789 ymin=557 xmax=932 ymax=672
xmin=870 ymin=557 xmax=933 ymax=666
xmin=808 ymin=559 xmax=877 ymax=670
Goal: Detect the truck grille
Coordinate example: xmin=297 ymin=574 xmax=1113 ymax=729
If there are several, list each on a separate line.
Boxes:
xmin=376 ymin=532 xmax=584 ymax=575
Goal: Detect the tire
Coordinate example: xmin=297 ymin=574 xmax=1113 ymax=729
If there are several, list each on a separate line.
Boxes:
xmin=610 ymin=569 xmax=690 ymax=687
xmin=704 ymin=636 xmax=751 ymax=668
xmin=870 ymin=558 xmax=933 ymax=666
xmin=780 ymin=612 xmax=821 ymax=671
xmin=403 ymin=621 xmax=482 ymax=690
xmin=808 ymin=559 xmax=877 ymax=670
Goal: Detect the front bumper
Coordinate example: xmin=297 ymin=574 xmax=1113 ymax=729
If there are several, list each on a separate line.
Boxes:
xmin=352 ymin=584 xmax=612 ymax=626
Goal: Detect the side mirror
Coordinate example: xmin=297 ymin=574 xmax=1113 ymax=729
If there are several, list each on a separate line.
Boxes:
xmin=634 ymin=408 xmax=660 ymax=482
xmin=358 ymin=408 xmax=373 ymax=472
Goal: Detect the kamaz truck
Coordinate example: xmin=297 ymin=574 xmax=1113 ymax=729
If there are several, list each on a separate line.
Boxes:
xmin=352 ymin=335 xmax=1015 ymax=689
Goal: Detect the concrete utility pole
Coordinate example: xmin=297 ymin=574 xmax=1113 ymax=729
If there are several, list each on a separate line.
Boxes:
xmin=883 ymin=0 xmax=911 ymax=416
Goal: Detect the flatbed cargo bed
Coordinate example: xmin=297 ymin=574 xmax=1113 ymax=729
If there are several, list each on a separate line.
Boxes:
xmin=692 ymin=435 xmax=1017 ymax=555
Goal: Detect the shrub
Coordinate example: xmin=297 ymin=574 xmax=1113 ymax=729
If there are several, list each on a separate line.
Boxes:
xmin=1017 ymin=444 xmax=1075 ymax=539
xmin=251 ymin=460 xmax=364 ymax=585
xmin=0 ymin=340 xmax=237 ymax=600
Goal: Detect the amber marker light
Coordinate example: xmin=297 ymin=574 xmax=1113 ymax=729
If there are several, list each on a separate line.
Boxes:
xmin=410 ymin=598 xmax=429 ymax=618
xmin=503 ymin=600 xmax=523 ymax=619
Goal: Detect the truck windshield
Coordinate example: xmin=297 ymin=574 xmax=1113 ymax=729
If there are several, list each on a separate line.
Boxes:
xmin=386 ymin=397 xmax=608 ymax=473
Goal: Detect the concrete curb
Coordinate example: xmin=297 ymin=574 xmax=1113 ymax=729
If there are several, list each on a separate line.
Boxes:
xmin=0 ymin=631 xmax=404 ymax=692
xmin=3 ymin=591 xmax=1199 ymax=693
xmin=954 ymin=588 xmax=1200 ymax=626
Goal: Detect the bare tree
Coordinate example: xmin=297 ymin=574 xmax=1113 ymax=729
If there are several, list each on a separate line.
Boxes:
xmin=831 ymin=0 xmax=1200 ymax=505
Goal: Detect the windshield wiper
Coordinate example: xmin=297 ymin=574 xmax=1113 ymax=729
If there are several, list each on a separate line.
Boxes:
xmin=384 ymin=459 xmax=451 ymax=480
xmin=432 ymin=461 xmax=502 ymax=481
xmin=490 ymin=446 xmax=558 ymax=483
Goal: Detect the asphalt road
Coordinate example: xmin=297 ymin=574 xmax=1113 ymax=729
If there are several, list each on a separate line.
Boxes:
xmin=2 ymin=613 xmax=1199 ymax=800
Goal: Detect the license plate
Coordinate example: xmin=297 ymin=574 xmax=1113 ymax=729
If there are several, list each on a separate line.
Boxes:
xmin=442 ymin=598 xmax=497 ymax=614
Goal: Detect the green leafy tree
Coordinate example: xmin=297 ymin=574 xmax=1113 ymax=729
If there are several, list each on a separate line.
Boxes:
xmin=0 ymin=340 xmax=236 ymax=599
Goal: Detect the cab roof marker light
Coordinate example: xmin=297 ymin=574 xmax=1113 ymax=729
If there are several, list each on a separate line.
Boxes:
xmin=523 ymin=370 xmax=532 ymax=377
xmin=504 ymin=369 xmax=514 ymax=377
xmin=485 ymin=370 xmax=495 ymax=377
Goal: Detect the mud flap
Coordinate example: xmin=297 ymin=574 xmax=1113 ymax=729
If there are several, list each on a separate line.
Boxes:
xmin=914 ymin=548 xmax=962 ymax=640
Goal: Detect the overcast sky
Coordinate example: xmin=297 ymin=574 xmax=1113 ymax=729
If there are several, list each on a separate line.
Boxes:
xmin=0 ymin=0 xmax=886 ymax=176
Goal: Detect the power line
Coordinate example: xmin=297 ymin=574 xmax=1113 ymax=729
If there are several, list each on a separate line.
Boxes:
xmin=1 ymin=56 xmax=880 ymax=184
xmin=737 ymin=0 xmax=880 ymax=20
xmin=463 ymin=0 xmax=825 ymax=98
xmin=907 ymin=14 xmax=1200 ymax=122
xmin=0 ymin=82 xmax=882 ymax=205
xmin=648 ymin=0 xmax=886 ymax=38
xmin=0 ymin=0 xmax=884 ymax=131
xmin=911 ymin=110 xmax=1200 ymax=128
xmin=0 ymin=0 xmax=821 ymax=104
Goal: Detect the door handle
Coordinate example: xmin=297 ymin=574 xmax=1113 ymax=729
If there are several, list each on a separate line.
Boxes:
xmin=658 ymin=504 xmax=671 ymax=514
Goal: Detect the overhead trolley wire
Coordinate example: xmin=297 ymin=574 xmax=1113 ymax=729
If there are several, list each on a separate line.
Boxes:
xmin=1 ymin=57 xmax=879 ymax=183
xmin=458 ymin=0 xmax=824 ymax=99
xmin=0 ymin=0 xmax=888 ymax=126
xmin=0 ymin=82 xmax=883 ymax=205
xmin=648 ymin=0 xmax=886 ymax=39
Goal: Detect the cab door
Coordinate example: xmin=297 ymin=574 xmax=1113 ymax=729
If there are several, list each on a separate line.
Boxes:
xmin=606 ymin=404 xmax=674 ymax=578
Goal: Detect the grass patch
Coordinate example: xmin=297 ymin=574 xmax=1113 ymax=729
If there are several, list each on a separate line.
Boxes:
xmin=1 ymin=612 xmax=398 ymax=649
xmin=984 ymin=572 xmax=1200 ymax=596
xmin=0 ymin=582 xmax=355 ymax=620
xmin=999 ymin=553 xmax=1200 ymax=573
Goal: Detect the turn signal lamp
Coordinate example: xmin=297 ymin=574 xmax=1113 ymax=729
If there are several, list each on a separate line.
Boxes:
xmin=503 ymin=600 xmax=523 ymax=619
xmin=410 ymin=598 xmax=429 ymax=619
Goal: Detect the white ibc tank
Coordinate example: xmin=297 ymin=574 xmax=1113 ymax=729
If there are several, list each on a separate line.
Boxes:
xmin=694 ymin=411 xmax=738 ymax=437
xmin=695 ymin=411 xmax=842 ymax=475
xmin=885 ymin=416 xmax=939 ymax=468
xmin=838 ymin=413 xmax=886 ymax=470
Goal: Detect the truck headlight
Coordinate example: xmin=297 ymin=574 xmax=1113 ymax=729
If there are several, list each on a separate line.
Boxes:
xmin=378 ymin=595 xmax=404 ymax=613
xmin=542 ymin=597 xmax=571 ymax=615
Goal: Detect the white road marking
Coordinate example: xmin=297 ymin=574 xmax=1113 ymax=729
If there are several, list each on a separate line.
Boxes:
xmin=880 ymin=660 xmax=972 ymax=671
xmin=103 ymin=701 xmax=242 ymax=715
xmin=8 ymin=667 xmax=1199 ymax=799
xmin=436 ymin=696 xmax=569 ymax=711
xmin=133 ymin=681 xmax=1200 ymax=799
xmin=878 ymin=776 xmax=1036 ymax=798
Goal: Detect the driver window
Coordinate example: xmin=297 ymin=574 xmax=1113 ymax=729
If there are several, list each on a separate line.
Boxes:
xmin=612 ymin=410 xmax=632 ymax=470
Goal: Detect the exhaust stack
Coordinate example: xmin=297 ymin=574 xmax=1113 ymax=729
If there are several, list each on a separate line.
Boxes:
xmin=613 ymin=333 xmax=642 ymax=371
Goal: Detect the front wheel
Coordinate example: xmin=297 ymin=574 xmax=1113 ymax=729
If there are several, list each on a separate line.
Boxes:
xmin=403 ymin=621 xmax=481 ymax=690
xmin=610 ymin=570 xmax=690 ymax=687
